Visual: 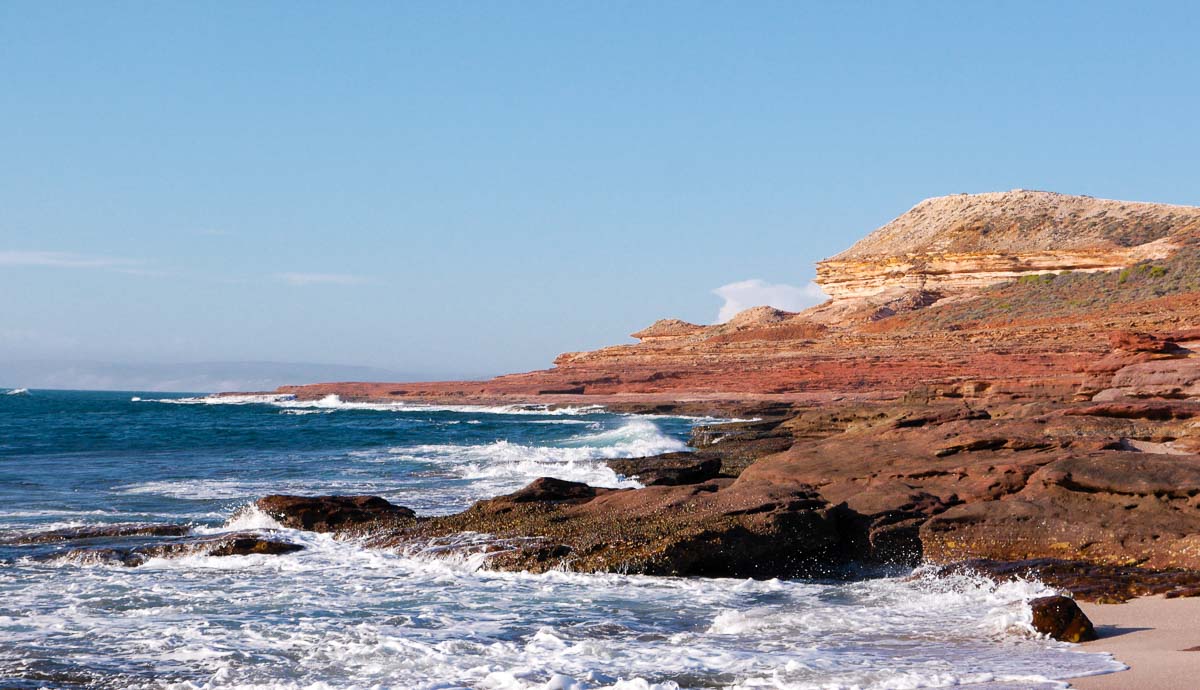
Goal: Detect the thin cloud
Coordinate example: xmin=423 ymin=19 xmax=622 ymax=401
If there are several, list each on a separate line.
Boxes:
xmin=0 ymin=250 xmax=139 ymax=270
xmin=275 ymin=272 xmax=371 ymax=287
xmin=712 ymin=279 xmax=828 ymax=323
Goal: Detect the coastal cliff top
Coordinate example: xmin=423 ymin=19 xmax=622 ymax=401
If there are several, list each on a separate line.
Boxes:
xmin=829 ymin=190 xmax=1200 ymax=261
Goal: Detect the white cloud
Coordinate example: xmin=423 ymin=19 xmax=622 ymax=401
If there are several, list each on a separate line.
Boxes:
xmin=712 ymin=279 xmax=827 ymax=323
xmin=275 ymin=272 xmax=370 ymax=286
xmin=0 ymin=250 xmax=139 ymax=269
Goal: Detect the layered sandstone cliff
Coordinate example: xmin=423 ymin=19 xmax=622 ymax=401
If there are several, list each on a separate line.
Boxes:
xmin=816 ymin=190 xmax=1200 ymax=301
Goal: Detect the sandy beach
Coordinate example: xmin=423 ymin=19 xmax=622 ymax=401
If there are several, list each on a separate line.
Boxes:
xmin=1070 ymin=596 xmax=1200 ymax=689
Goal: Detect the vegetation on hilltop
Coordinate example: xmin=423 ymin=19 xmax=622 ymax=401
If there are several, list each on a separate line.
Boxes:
xmin=873 ymin=246 xmax=1200 ymax=331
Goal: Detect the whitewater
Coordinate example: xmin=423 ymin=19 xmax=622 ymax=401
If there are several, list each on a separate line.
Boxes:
xmin=0 ymin=390 xmax=1121 ymax=689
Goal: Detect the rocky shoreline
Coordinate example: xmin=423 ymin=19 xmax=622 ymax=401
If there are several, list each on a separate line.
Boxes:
xmin=199 ymin=191 xmax=1200 ymax=647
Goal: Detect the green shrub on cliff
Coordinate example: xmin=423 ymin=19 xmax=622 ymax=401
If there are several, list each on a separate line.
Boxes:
xmin=904 ymin=247 xmax=1199 ymax=330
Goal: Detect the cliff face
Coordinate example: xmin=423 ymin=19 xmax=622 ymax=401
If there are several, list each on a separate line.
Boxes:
xmin=815 ymin=190 xmax=1200 ymax=301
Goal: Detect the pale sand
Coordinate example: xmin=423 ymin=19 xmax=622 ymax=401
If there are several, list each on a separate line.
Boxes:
xmin=1069 ymin=596 xmax=1200 ymax=689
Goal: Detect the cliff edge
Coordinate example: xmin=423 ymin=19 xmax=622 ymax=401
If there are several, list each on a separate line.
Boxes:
xmin=816 ymin=189 xmax=1200 ymax=301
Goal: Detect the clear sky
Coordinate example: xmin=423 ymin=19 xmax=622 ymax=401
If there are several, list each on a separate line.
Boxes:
xmin=3 ymin=2 xmax=1199 ymax=388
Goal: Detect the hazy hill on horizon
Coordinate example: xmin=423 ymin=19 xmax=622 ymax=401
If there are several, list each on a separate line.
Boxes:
xmin=0 ymin=360 xmax=491 ymax=393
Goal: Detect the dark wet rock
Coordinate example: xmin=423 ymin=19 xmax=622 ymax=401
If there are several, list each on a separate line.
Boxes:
xmin=1029 ymin=595 xmax=1097 ymax=642
xmin=688 ymin=416 xmax=787 ymax=448
xmin=256 ymin=494 xmax=416 ymax=532
xmin=942 ymin=559 xmax=1200 ymax=604
xmin=47 ymin=532 xmax=304 ymax=566
xmin=504 ymin=477 xmax=602 ymax=504
xmin=184 ymin=534 xmax=305 ymax=558
xmin=687 ymin=416 xmax=796 ymax=476
xmin=5 ymin=523 xmax=190 ymax=545
xmin=364 ymin=477 xmax=852 ymax=578
xmin=607 ymin=452 xmax=722 ymax=485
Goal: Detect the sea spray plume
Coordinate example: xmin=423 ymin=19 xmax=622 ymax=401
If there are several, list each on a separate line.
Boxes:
xmin=712 ymin=278 xmax=827 ymax=323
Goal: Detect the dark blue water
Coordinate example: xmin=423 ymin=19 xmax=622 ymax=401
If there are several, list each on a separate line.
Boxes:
xmin=0 ymin=390 xmax=691 ymax=533
xmin=0 ymin=390 xmax=1119 ymax=689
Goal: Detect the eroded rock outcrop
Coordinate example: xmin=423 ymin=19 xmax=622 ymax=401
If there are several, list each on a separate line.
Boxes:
xmin=1028 ymin=595 xmax=1098 ymax=643
xmin=257 ymin=494 xmax=416 ymax=532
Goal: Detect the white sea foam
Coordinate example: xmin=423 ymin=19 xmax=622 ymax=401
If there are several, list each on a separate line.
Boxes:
xmin=2 ymin=396 xmax=1124 ymax=689
xmin=115 ymin=418 xmax=684 ymax=516
xmin=4 ymin=388 xmax=29 ymax=396
xmin=116 ymin=478 xmax=419 ymax=501
xmin=135 ymin=392 xmax=610 ymax=417
xmin=136 ymin=393 xmax=299 ymax=405
xmin=378 ymin=419 xmax=690 ymax=508
xmin=0 ymin=520 xmax=1122 ymax=689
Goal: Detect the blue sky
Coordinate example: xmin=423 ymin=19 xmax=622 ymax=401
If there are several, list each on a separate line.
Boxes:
xmin=2 ymin=2 xmax=1199 ymax=387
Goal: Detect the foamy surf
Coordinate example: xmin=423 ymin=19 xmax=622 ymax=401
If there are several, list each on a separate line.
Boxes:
xmin=0 ymin=511 xmax=1121 ymax=690
xmin=1 ymin=390 xmax=1123 ymax=689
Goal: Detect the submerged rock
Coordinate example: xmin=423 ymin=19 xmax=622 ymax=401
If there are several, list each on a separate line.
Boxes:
xmin=45 ymin=532 xmax=304 ymax=567
xmin=5 ymin=523 xmax=190 ymax=545
xmin=138 ymin=533 xmax=305 ymax=559
xmin=53 ymin=547 xmax=148 ymax=567
xmin=1029 ymin=595 xmax=1097 ymax=643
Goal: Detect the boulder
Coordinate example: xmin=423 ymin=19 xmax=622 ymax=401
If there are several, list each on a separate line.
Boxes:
xmin=503 ymin=477 xmax=602 ymax=504
xmin=607 ymin=453 xmax=722 ymax=485
xmin=256 ymin=494 xmax=416 ymax=532
xmin=1029 ymin=595 xmax=1097 ymax=642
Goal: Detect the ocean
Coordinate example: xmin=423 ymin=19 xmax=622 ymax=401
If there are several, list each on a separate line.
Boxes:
xmin=0 ymin=389 xmax=1120 ymax=689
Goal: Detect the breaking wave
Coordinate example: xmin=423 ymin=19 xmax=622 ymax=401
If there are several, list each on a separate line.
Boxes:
xmin=0 ymin=514 xmax=1121 ymax=689
xmin=134 ymin=393 xmax=608 ymax=416
xmin=115 ymin=419 xmax=685 ymax=515
xmin=2 ymin=390 xmax=1124 ymax=689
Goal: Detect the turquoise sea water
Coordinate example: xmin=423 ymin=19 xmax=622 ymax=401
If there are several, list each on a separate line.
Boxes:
xmin=0 ymin=389 xmax=1120 ymax=689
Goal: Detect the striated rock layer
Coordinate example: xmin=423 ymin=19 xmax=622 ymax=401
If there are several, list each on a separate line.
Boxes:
xmin=817 ymin=190 xmax=1200 ymax=300
xmin=249 ymin=190 xmax=1200 ymax=588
